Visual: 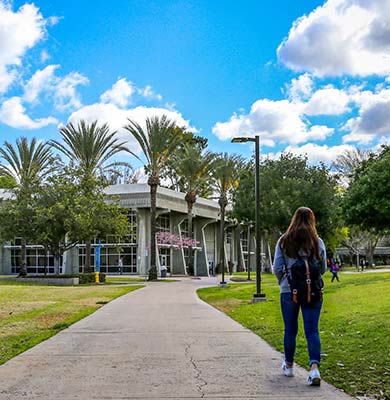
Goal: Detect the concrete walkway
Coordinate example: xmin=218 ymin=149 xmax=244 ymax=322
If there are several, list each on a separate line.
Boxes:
xmin=0 ymin=278 xmax=352 ymax=400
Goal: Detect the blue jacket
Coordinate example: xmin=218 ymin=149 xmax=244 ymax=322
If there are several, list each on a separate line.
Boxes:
xmin=272 ymin=237 xmax=327 ymax=293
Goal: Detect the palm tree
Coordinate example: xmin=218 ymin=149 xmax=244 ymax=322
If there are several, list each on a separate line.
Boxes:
xmin=50 ymin=120 xmax=128 ymax=272
xmin=211 ymin=153 xmax=243 ymax=284
xmin=173 ymin=143 xmax=214 ymax=275
xmin=0 ymin=137 xmax=54 ymax=276
xmin=123 ymin=115 xmax=180 ymax=280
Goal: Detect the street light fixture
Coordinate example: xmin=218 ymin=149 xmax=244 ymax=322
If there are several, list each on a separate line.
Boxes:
xmin=232 ymin=136 xmax=266 ymax=303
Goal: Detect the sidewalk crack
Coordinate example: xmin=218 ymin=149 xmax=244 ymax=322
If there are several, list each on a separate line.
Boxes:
xmin=185 ymin=343 xmax=207 ymax=398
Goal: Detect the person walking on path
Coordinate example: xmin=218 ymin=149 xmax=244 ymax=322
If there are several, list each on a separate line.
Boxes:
xmin=331 ymin=260 xmax=340 ymax=282
xmin=273 ymin=207 xmax=326 ymax=386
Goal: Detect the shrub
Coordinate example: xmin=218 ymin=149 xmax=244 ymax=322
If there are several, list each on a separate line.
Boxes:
xmin=78 ymin=273 xmax=106 ymax=284
xmin=16 ymin=273 xmax=106 ymax=284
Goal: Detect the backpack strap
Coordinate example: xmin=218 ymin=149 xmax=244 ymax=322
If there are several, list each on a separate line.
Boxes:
xmin=304 ymin=258 xmax=312 ymax=304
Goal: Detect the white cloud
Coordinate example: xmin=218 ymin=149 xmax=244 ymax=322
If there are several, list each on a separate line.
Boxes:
xmin=0 ymin=65 xmax=17 ymax=93
xmin=277 ymin=0 xmax=390 ymax=77
xmin=23 ymin=64 xmax=59 ymax=103
xmin=287 ymin=73 xmax=313 ymax=101
xmin=53 ymin=72 xmax=89 ymax=112
xmin=100 ymin=78 xmax=135 ymax=108
xmin=0 ymin=2 xmax=48 ymax=93
xmin=263 ymin=142 xmax=356 ymax=164
xmin=22 ymin=65 xmax=89 ymax=111
xmin=304 ymin=87 xmax=351 ymax=115
xmin=137 ymin=85 xmax=162 ymax=101
xmin=100 ymin=79 xmax=162 ymax=107
xmin=0 ymin=96 xmax=57 ymax=129
xmin=40 ymin=50 xmax=50 ymax=63
xmin=212 ymin=98 xmax=333 ymax=146
xmin=282 ymin=143 xmax=356 ymax=164
xmin=67 ymin=103 xmax=195 ymax=154
xmin=343 ymin=87 xmax=390 ymax=143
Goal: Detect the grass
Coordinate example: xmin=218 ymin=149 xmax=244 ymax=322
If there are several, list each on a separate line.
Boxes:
xmin=105 ymin=276 xmax=147 ymax=283
xmin=0 ymin=280 xmax=143 ymax=365
xmin=198 ymin=272 xmax=390 ymax=400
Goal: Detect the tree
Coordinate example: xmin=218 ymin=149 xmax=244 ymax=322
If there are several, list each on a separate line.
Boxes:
xmin=0 ymin=175 xmax=16 ymax=189
xmin=0 ymin=137 xmax=54 ymax=276
xmin=231 ymin=161 xmax=255 ymax=223
xmin=161 ymin=129 xmax=209 ymax=192
xmin=104 ymin=165 xmax=141 ymax=185
xmin=212 ymin=153 xmax=243 ymax=282
xmin=232 ymin=153 xmax=339 ymax=249
xmin=172 ymin=143 xmax=214 ymax=274
xmin=333 ymin=147 xmax=370 ymax=184
xmin=123 ymin=115 xmax=181 ymax=280
xmin=34 ymin=165 xmax=130 ymax=274
xmin=50 ymin=120 xmax=128 ymax=272
xmin=343 ymin=146 xmax=390 ymax=264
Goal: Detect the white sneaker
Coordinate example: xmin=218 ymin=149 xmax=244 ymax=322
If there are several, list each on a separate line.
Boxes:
xmin=307 ymin=368 xmax=321 ymax=386
xmin=282 ymin=361 xmax=294 ymax=377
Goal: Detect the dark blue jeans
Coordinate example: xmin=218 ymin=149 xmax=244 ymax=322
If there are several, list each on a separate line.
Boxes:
xmin=280 ymin=292 xmax=322 ymax=367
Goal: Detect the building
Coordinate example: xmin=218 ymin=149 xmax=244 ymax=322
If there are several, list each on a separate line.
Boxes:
xmin=0 ymin=184 xmax=265 ymax=276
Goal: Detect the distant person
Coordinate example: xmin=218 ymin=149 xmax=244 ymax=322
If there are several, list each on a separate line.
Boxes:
xmin=273 ymin=207 xmax=326 ymax=386
xmin=330 ymin=261 xmax=340 ymax=282
xmin=118 ymin=257 xmax=123 ymax=275
xmin=359 ymin=258 xmax=365 ymax=272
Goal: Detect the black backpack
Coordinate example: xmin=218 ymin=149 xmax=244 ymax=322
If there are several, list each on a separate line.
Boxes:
xmin=286 ymin=256 xmax=324 ymax=304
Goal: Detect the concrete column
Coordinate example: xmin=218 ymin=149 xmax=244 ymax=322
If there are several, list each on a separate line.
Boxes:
xmin=136 ymin=209 xmax=149 ymax=276
xmin=63 ymin=247 xmax=79 ymax=275
xmin=171 ymin=212 xmax=186 ymax=275
xmin=196 ymin=218 xmax=217 ymax=276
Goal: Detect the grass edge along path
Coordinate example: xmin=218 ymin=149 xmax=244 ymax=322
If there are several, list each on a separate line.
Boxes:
xmin=0 ymin=282 xmax=143 ymax=366
xmin=197 ymin=272 xmax=390 ymax=400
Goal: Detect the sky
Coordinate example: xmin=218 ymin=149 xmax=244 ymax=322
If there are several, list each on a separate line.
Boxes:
xmin=1 ymin=0 xmax=390 ymax=171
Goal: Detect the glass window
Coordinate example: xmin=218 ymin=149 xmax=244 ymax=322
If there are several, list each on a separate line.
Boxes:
xmin=157 ymin=214 xmax=170 ymax=232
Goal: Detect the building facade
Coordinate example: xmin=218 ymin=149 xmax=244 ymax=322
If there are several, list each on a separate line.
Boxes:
xmin=0 ymin=184 xmax=264 ymax=276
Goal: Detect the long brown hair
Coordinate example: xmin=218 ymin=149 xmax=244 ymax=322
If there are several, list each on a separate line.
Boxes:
xmin=281 ymin=207 xmax=321 ymax=260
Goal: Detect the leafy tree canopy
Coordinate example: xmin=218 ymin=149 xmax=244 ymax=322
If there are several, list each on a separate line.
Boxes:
xmin=232 ymin=153 xmax=339 ymax=245
xmin=343 ymin=145 xmax=390 ymax=234
xmin=0 ymin=175 xmax=16 ymax=189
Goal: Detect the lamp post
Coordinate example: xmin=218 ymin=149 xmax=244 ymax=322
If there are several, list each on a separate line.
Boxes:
xmin=231 ymin=136 xmax=266 ymax=302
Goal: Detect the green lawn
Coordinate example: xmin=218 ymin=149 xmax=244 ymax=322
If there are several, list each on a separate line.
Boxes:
xmin=105 ymin=276 xmax=147 ymax=283
xmin=0 ymin=281 xmax=143 ymax=365
xmin=198 ymin=272 xmax=390 ymax=400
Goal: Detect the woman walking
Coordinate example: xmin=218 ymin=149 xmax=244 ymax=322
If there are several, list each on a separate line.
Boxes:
xmin=273 ymin=207 xmax=326 ymax=386
xmin=330 ymin=260 xmax=340 ymax=282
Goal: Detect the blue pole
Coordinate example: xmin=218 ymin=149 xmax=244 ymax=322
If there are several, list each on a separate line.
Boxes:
xmin=95 ymin=240 xmax=101 ymax=273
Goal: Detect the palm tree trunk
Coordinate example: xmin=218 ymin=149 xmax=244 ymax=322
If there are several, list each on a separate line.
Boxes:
xmin=187 ymin=201 xmax=194 ymax=276
xmin=85 ymin=239 xmax=92 ymax=273
xmin=149 ymin=183 xmax=158 ymax=280
xmin=19 ymin=237 xmax=27 ymax=277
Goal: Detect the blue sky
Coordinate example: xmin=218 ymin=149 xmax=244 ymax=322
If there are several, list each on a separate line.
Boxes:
xmin=1 ymin=0 xmax=390 ymax=171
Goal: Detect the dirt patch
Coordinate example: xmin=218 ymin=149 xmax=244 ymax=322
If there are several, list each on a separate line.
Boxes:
xmin=213 ymin=298 xmax=243 ymax=313
xmin=0 ymin=302 xmax=56 ymax=320
xmin=0 ymin=320 xmax=37 ymax=337
xmin=34 ymin=312 xmax=71 ymax=329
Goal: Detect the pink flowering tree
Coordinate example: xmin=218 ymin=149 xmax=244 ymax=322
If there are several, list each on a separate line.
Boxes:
xmin=156 ymin=231 xmax=200 ymax=249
